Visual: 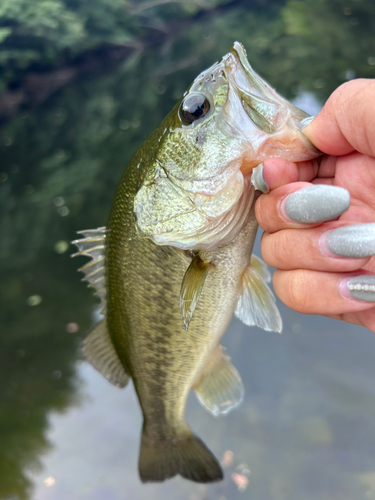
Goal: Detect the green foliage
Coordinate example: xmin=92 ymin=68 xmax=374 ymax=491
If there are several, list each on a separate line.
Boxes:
xmin=0 ymin=0 xmax=234 ymax=89
xmin=277 ymin=0 xmax=375 ymax=97
xmin=0 ymin=0 xmax=85 ymax=43
xmin=0 ymin=0 xmax=86 ymax=80
xmin=282 ymin=0 xmax=313 ymax=35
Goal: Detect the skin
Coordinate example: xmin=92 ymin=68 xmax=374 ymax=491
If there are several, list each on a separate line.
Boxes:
xmin=255 ymin=79 xmax=375 ymax=333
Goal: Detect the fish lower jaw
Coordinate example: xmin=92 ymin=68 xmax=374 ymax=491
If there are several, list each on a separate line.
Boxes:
xmin=240 ymin=158 xmax=262 ymax=176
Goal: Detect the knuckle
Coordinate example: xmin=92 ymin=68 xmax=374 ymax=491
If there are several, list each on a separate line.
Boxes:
xmin=276 ymin=269 xmax=310 ymax=313
xmin=261 ymin=231 xmax=293 ymax=268
xmin=333 ymin=80 xmax=365 ymax=103
xmin=260 ymin=233 xmax=273 ymax=266
xmin=255 ymin=195 xmax=268 ymax=229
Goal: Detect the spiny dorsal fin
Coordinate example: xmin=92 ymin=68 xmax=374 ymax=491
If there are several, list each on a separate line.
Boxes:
xmin=71 ymin=227 xmax=107 ymax=309
xmin=179 ymin=254 xmax=211 ymax=331
xmin=83 ymin=319 xmax=130 ymax=388
xmin=193 ymin=344 xmax=244 ymax=416
xmin=235 ymin=257 xmax=282 ymax=333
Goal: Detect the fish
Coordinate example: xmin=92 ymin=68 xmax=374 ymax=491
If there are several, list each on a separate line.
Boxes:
xmin=72 ymin=42 xmax=320 ymax=484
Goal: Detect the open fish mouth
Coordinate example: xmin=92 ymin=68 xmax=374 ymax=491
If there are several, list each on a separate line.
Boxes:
xmin=225 ymin=41 xmax=320 ymax=169
xmin=238 ymin=87 xmax=283 ymax=135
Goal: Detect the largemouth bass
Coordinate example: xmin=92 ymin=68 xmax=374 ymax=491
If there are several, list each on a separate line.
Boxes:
xmin=72 ymin=42 xmax=320 ymax=484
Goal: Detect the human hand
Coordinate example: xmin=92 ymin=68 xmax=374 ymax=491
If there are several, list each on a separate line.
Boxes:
xmin=255 ymin=79 xmax=375 ymax=333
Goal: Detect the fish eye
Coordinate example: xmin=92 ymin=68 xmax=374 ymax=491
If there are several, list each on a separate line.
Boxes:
xmin=180 ymin=94 xmax=210 ymax=125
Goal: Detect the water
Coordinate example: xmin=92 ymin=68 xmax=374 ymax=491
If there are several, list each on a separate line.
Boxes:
xmin=1 ymin=1 xmax=375 ymax=499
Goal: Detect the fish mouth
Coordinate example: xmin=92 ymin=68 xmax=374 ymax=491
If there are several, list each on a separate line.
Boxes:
xmin=229 ymin=42 xmax=280 ymax=107
xmin=226 ymin=42 xmax=320 ymax=168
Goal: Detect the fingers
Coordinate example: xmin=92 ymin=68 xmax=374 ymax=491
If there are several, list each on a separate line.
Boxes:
xmin=261 ymin=225 xmax=370 ymax=273
xmin=261 ymin=80 xmax=375 ymax=189
xmin=314 ymin=155 xmax=337 ymax=178
xmin=303 ymin=79 xmax=375 ymax=157
xmin=260 ymin=155 xmax=339 ymax=192
xmin=272 ymin=269 xmax=375 ymax=316
xmin=255 ymin=183 xmax=350 ymax=233
xmin=260 ymin=158 xmax=319 ymax=189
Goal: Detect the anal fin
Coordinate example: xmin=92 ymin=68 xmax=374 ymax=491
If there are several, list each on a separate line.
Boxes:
xmin=83 ymin=319 xmax=130 ymax=388
xmin=194 ymin=344 xmax=244 ymax=416
xmin=180 ymin=254 xmax=211 ymax=331
xmin=235 ymin=256 xmax=282 ymax=333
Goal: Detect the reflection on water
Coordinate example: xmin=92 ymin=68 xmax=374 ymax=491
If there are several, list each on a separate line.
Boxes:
xmin=1 ymin=0 xmax=375 ymax=498
xmin=20 ymin=309 xmax=375 ymax=500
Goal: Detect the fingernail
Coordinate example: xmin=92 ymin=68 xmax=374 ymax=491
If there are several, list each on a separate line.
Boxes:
xmin=251 ymin=163 xmax=269 ymax=193
xmin=340 ymin=275 xmax=375 ymax=303
xmin=326 ymin=224 xmax=375 ymax=258
xmin=284 ymin=185 xmax=350 ymax=224
xmin=297 ymin=116 xmax=315 ymax=131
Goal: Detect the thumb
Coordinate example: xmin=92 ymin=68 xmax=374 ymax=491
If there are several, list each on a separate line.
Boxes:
xmin=303 ymin=79 xmax=375 ymax=158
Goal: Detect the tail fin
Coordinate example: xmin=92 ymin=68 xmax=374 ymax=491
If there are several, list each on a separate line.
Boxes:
xmin=139 ymin=428 xmax=223 ymax=483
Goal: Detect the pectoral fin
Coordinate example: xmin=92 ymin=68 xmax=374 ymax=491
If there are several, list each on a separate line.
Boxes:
xmin=83 ymin=320 xmax=130 ymax=388
xmin=235 ymin=257 xmax=282 ymax=333
xmin=194 ymin=344 xmax=244 ymax=416
xmin=250 ymin=254 xmax=271 ymax=283
xmin=180 ymin=254 xmax=211 ymax=331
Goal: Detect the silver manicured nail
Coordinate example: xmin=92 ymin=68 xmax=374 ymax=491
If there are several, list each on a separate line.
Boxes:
xmin=297 ymin=116 xmax=315 ymax=130
xmin=284 ymin=185 xmax=350 ymax=223
xmin=326 ymin=223 xmax=375 ymax=258
xmin=251 ymin=163 xmax=269 ymax=193
xmin=346 ymin=275 xmax=375 ymax=302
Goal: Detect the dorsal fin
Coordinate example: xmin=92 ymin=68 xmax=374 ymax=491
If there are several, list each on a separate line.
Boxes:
xmin=71 ymin=227 xmax=107 ymax=309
